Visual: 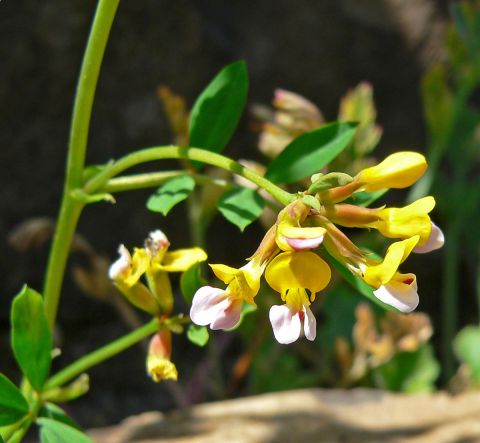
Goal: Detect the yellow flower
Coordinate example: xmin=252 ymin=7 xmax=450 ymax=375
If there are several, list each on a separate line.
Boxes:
xmin=190 ymin=259 xmax=265 ymax=330
xmin=147 ymin=330 xmax=178 ymax=382
xmin=369 ymin=197 xmax=435 ymax=245
xmin=265 ymin=251 xmax=331 ymax=343
xmin=355 ymin=151 xmax=427 ymax=192
xmin=110 ymin=230 xmax=207 ymax=315
xmin=362 ymin=236 xmax=419 ymax=288
xmin=275 ymin=201 xmax=326 ymax=251
xmin=109 ymin=245 xmax=160 ymax=315
xmin=359 ymin=236 xmax=420 ymax=312
xmin=145 ymin=230 xmax=207 ymax=314
xmin=328 ymin=197 xmax=436 ymax=246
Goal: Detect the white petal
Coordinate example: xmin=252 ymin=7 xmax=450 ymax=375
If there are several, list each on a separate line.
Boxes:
xmin=374 ymin=280 xmax=419 ymax=313
xmin=109 ymin=244 xmax=131 ymax=280
xmin=413 ymin=222 xmax=445 ymax=253
xmin=286 ymin=236 xmax=324 ymax=251
xmin=149 ymin=229 xmax=169 ymax=245
xmin=302 ymin=304 xmax=317 ymax=341
xmin=190 ymin=286 xmax=228 ymax=326
xmin=210 ymin=298 xmax=243 ymax=330
xmin=269 ymin=304 xmax=302 ymax=344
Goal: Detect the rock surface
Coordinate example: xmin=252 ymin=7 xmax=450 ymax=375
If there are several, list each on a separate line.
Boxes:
xmin=88 ymin=388 xmax=480 ymax=443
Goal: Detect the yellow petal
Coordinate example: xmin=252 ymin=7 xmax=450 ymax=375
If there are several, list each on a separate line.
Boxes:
xmin=265 ymin=251 xmax=331 ymax=295
xmin=123 ymin=248 xmax=149 ymax=287
xmin=210 ymin=263 xmax=238 ymax=284
xmin=356 ymin=151 xmax=427 ymax=191
xmin=281 ymin=225 xmax=326 ymax=239
xmin=373 ymin=197 xmax=435 ymax=244
xmin=145 ymin=269 xmax=174 ymax=315
xmin=159 ymin=247 xmax=207 ymax=272
xmin=363 ymin=236 xmax=419 ymax=287
xmin=147 ymin=355 xmax=178 ymax=382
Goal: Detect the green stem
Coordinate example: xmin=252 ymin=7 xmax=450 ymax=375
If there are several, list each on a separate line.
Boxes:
xmin=65 ymin=0 xmax=120 ymax=189
xmin=43 ymin=199 xmax=84 ymax=329
xmin=102 ymin=170 xmax=232 ymax=193
xmin=42 ymin=0 xmax=120 ymax=329
xmin=84 ymin=146 xmax=295 ymax=206
xmin=44 ymin=319 xmax=159 ymax=390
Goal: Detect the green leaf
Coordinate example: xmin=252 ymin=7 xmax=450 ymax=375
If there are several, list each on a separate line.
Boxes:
xmin=454 ymin=326 xmax=480 ymax=381
xmin=187 ymin=325 xmax=209 ymax=347
xmin=11 ymin=285 xmax=52 ymax=390
xmin=374 ymin=345 xmax=439 ymax=393
xmin=265 ymin=122 xmax=357 ymax=184
xmin=38 ymin=418 xmax=93 ymax=443
xmin=146 ymin=175 xmax=195 ymax=215
xmin=180 ymin=262 xmax=206 ymax=305
xmin=189 ymin=61 xmax=248 ymax=161
xmin=39 ymin=403 xmax=80 ymax=430
xmin=0 ymin=374 xmax=29 ymax=426
xmin=322 ymin=248 xmax=396 ymax=311
xmin=218 ymin=188 xmax=265 ymax=231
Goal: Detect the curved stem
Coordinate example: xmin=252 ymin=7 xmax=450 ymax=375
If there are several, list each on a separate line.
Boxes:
xmin=102 ymin=170 xmax=232 ymax=193
xmin=42 ymin=0 xmax=120 ymax=329
xmin=44 ymin=319 xmax=159 ymax=390
xmin=84 ymin=146 xmax=295 ymax=206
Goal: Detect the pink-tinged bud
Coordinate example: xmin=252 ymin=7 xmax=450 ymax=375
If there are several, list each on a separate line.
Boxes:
xmin=373 ymin=274 xmax=419 ymax=313
xmin=147 ymin=330 xmax=178 ymax=382
xmin=413 ymin=222 xmax=444 ymax=254
xmin=190 ymin=286 xmax=243 ymax=330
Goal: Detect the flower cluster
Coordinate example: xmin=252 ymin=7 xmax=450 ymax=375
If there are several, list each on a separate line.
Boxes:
xmin=109 ymin=230 xmax=207 ymax=381
xmin=191 ymin=152 xmax=444 ymax=344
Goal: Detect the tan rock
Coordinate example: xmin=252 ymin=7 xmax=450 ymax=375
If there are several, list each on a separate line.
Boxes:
xmin=88 ymin=388 xmax=480 ymax=443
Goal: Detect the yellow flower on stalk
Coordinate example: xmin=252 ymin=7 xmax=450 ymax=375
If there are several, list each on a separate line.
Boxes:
xmin=360 ymin=236 xmax=420 ymax=312
xmin=275 ymin=200 xmax=326 ymax=251
xmin=110 ymin=230 xmax=207 ymax=315
xmin=190 ymin=226 xmax=279 ymax=331
xmin=265 ymin=251 xmax=331 ymax=344
xmin=355 ymin=151 xmax=427 ymax=192
xmin=145 ymin=230 xmax=207 ymax=314
xmin=190 ymin=258 xmax=265 ymax=330
xmin=109 ymin=245 xmax=160 ymax=315
xmin=319 ymin=151 xmax=428 ymax=204
xmin=368 ymin=197 xmax=435 ymax=245
xmin=326 ymin=197 xmax=442 ymax=251
xmin=147 ymin=329 xmax=178 ymax=382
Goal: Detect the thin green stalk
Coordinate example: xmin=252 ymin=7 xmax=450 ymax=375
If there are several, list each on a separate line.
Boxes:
xmin=44 ymin=319 xmax=159 ymax=390
xmin=43 ymin=0 xmax=120 ymax=328
xmin=102 ymin=170 xmax=232 ymax=193
xmin=84 ymin=146 xmax=295 ymax=206
xmin=65 ymin=0 xmax=121 ymax=189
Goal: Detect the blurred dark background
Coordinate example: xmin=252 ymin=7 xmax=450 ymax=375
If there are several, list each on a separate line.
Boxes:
xmin=0 ymin=0 xmax=450 ymax=428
